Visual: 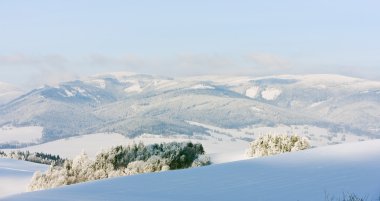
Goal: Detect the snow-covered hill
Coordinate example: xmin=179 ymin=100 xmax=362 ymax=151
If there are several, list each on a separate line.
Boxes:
xmin=0 ymin=73 xmax=379 ymax=146
xmin=3 ymin=140 xmax=380 ymax=201
xmin=0 ymin=82 xmax=23 ymax=105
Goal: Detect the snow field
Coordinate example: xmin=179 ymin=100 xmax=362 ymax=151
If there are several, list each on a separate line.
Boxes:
xmin=0 ymin=158 xmax=47 ymax=198
xmin=3 ymin=140 xmax=380 ymax=201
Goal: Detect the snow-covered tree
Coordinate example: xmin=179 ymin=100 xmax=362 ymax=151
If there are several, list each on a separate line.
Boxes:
xmin=125 ymin=156 xmax=170 ymax=175
xmin=28 ymin=152 xmax=95 ymax=191
xmin=191 ymin=155 xmax=211 ymax=167
xmin=28 ymin=142 xmax=210 ymax=191
xmin=246 ymin=134 xmax=310 ymax=158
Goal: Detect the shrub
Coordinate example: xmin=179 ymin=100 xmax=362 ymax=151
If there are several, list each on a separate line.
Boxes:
xmin=246 ymin=134 xmax=310 ymax=158
xmin=28 ymin=142 xmax=210 ymax=191
xmin=191 ymin=155 xmax=211 ymax=167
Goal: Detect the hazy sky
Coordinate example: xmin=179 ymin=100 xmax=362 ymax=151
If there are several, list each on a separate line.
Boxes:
xmin=1 ymin=0 xmax=380 ymax=88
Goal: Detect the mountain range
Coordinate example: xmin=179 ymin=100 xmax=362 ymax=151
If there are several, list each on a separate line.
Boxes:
xmin=0 ymin=72 xmax=379 ymax=146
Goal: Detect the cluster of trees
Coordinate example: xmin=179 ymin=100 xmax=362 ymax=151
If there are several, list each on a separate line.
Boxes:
xmin=29 ymin=142 xmax=210 ymax=191
xmin=0 ymin=150 xmax=65 ymax=166
xmin=246 ymin=134 xmax=310 ymax=158
xmin=0 ymin=142 xmax=37 ymax=149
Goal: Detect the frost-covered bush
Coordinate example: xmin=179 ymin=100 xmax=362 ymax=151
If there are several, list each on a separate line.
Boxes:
xmin=28 ymin=152 xmax=96 ymax=191
xmin=191 ymin=155 xmax=211 ymax=167
xmin=29 ymin=142 xmax=209 ymax=191
xmin=246 ymin=134 xmax=310 ymax=158
xmin=125 ymin=156 xmax=170 ymax=175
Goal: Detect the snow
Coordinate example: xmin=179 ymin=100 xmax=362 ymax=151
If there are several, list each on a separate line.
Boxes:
xmin=183 ymin=75 xmax=252 ymax=86
xmin=73 ymin=87 xmax=86 ymax=94
xmin=152 ymin=80 xmax=178 ymax=90
xmin=189 ymin=84 xmax=215 ymax=90
xmin=261 ymin=88 xmax=282 ymax=100
xmin=274 ymin=74 xmax=361 ymax=84
xmin=250 ymin=106 xmax=263 ymax=112
xmin=0 ymin=158 xmax=47 ymax=198
xmin=62 ymin=87 xmax=88 ymax=97
xmin=63 ymin=89 xmax=74 ymax=97
xmin=309 ymin=100 xmax=327 ymax=108
xmin=85 ymin=79 xmax=106 ymax=89
xmin=187 ymin=121 xmax=370 ymax=148
xmin=245 ymin=86 xmax=259 ymax=98
xmin=8 ymin=133 xmax=132 ymax=158
xmin=277 ymin=74 xmax=380 ymax=89
xmin=0 ymin=126 xmax=43 ymax=144
xmin=8 ymin=133 xmax=248 ymax=164
xmin=124 ymin=84 xmax=143 ymax=93
xmin=3 ymin=140 xmax=380 ymax=201
xmin=1 ymin=122 xmax=370 ymax=163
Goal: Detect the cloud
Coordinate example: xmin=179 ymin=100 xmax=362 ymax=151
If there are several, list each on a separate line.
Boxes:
xmin=0 ymin=52 xmax=297 ymax=88
xmin=173 ymin=53 xmax=236 ymax=75
xmin=0 ymin=54 xmax=68 ymax=67
xmin=83 ymin=53 xmax=238 ymax=76
xmin=30 ymin=66 xmax=79 ymax=88
xmin=245 ymin=53 xmax=292 ymax=70
xmin=0 ymin=54 xmax=39 ymax=65
xmin=2 ymin=52 xmax=377 ymax=88
xmin=0 ymin=54 xmax=77 ymax=88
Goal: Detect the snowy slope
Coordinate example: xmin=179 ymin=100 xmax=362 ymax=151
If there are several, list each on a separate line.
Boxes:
xmin=3 ymin=140 xmax=380 ymax=201
xmin=0 ymin=158 xmax=47 ymax=198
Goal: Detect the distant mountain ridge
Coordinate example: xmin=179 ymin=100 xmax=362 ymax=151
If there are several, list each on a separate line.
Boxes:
xmin=0 ymin=73 xmax=379 ymax=145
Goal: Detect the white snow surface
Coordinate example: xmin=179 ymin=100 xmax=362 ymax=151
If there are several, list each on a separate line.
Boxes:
xmin=189 ymin=84 xmax=215 ymax=90
xmin=63 ymin=89 xmax=74 ymax=97
xmin=245 ymin=86 xmax=259 ymax=98
xmin=250 ymin=106 xmax=263 ymax=112
xmin=84 ymin=79 xmax=106 ymax=89
xmin=3 ymin=140 xmax=380 ymax=201
xmin=124 ymin=83 xmax=143 ymax=93
xmin=0 ymin=126 xmax=43 ymax=144
xmin=0 ymin=158 xmax=47 ymax=198
xmin=261 ymin=87 xmax=282 ymax=100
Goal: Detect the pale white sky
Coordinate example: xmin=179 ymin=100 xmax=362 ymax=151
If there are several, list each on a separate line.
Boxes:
xmin=1 ymin=0 xmax=379 ymax=88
